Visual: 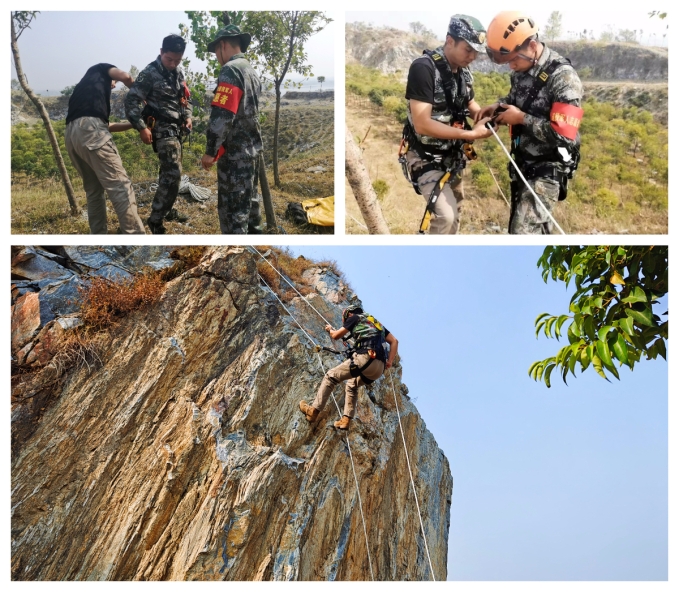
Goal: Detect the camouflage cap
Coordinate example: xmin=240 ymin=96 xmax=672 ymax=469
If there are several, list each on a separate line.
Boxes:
xmin=207 ymin=24 xmax=252 ymax=53
xmin=448 ymin=15 xmax=487 ymax=52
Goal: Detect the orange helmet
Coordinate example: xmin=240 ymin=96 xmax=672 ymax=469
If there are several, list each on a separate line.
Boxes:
xmin=486 ymin=12 xmax=538 ymax=64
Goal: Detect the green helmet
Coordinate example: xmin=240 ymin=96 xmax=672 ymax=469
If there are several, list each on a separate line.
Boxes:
xmin=448 ymin=14 xmax=487 ymax=52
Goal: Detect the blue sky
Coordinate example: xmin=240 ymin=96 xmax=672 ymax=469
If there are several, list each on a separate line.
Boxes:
xmin=10 ymin=11 xmax=336 ymax=94
xmin=290 ymin=245 xmax=668 ymax=581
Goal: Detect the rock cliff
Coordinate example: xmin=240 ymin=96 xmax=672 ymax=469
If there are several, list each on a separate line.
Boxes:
xmin=11 ymin=246 xmax=452 ymax=581
xmin=346 ymin=22 xmax=668 ymax=81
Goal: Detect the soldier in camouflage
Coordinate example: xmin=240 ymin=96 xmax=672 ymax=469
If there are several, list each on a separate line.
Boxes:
xmin=477 ymin=11 xmax=583 ymax=234
xmin=125 ymin=34 xmax=192 ymax=234
xmin=402 ymin=15 xmax=495 ymax=234
xmin=200 ymin=24 xmax=263 ymax=234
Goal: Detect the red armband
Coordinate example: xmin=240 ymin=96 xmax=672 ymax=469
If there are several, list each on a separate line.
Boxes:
xmin=211 ymin=83 xmax=244 ymax=114
xmin=549 ymin=103 xmax=583 ymax=140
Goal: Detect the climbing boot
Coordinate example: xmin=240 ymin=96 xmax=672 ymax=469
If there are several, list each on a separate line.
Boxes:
xmin=147 ymin=217 xmax=166 ymax=235
xmin=334 ymin=415 xmax=352 ymax=431
xmin=165 ymin=208 xmax=188 ymax=223
xmin=299 ymin=400 xmax=319 ymax=422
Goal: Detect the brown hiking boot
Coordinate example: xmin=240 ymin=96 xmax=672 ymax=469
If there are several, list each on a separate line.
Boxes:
xmin=299 ymin=400 xmax=319 ymax=422
xmin=334 ymin=415 xmax=352 ymax=431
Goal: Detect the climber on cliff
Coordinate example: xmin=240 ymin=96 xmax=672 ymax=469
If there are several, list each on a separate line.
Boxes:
xmin=299 ymin=305 xmax=398 ymax=431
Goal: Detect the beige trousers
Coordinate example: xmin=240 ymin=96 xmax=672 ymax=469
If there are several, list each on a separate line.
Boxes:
xmin=65 ymin=117 xmax=145 ymax=234
xmin=312 ymin=353 xmax=385 ymax=418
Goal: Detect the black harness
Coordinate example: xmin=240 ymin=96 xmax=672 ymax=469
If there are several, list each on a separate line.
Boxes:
xmin=401 ymin=50 xmax=471 ymax=189
xmin=509 ymin=56 xmax=580 ymax=201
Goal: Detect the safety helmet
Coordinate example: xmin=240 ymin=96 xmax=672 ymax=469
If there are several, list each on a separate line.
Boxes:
xmin=486 ymin=12 xmax=538 ymax=64
xmin=342 ymin=305 xmax=363 ymax=322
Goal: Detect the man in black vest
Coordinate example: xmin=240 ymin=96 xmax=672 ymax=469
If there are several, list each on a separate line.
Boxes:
xmin=64 ymin=64 xmax=145 ymax=234
xmin=402 ymin=15 xmax=495 ymax=234
xmin=476 ymin=11 xmax=583 ymax=234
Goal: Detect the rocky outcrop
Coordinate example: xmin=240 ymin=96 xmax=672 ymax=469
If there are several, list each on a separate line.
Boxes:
xmin=11 ymin=246 xmax=452 ymax=581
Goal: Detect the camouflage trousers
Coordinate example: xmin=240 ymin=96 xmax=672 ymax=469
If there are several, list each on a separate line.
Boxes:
xmin=217 ymin=153 xmax=262 ymax=234
xmin=149 ymin=135 xmax=182 ymax=225
xmin=406 ymin=151 xmax=464 ymax=234
xmin=509 ymin=176 xmax=560 ymax=235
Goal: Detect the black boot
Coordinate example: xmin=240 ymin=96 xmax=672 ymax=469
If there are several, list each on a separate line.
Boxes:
xmin=147 ymin=217 xmax=166 ymax=234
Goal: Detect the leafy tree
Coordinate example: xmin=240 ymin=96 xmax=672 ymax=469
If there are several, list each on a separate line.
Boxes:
xmin=599 ymin=30 xmax=615 ymax=43
xmin=617 ymin=29 xmax=638 ymax=43
xmin=544 ymin=11 xmax=563 ymax=42
xmin=317 ymin=75 xmax=325 ymax=92
xmin=530 ymin=246 xmax=667 ymax=387
xmin=181 ymin=10 xmax=332 ymax=187
xmin=409 ymin=21 xmax=426 ymax=35
xmin=11 ymin=78 xmax=21 ymax=90
xmin=10 ymin=11 xmax=79 ymax=214
xmin=61 ymin=85 xmax=75 ymax=97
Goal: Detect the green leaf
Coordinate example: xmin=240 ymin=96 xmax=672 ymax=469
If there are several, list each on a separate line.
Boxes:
xmin=625 ymin=307 xmax=655 ymax=327
xmin=612 ymin=333 xmax=630 ymax=367
xmin=595 ymin=339 xmax=614 ymax=370
xmin=583 ymin=315 xmax=596 ymax=341
xmin=654 ymin=338 xmax=667 ymax=361
xmin=555 ymin=315 xmax=570 ymax=339
xmin=535 ymin=312 xmax=551 ymax=325
xmin=597 ymin=325 xmax=614 ymax=342
xmin=621 ymin=286 xmax=648 ymax=304
xmin=617 ymin=316 xmax=635 ymax=336
xmin=544 ymin=363 xmax=556 ymax=388
xmin=580 ymin=346 xmax=591 ymax=371
xmin=568 ymin=349 xmax=579 ymax=376
xmin=592 ymin=355 xmax=609 ymax=381
xmin=528 ymin=360 xmax=541 ymax=378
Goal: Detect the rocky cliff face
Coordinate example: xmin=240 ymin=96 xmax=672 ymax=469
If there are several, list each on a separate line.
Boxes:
xmin=346 ymin=23 xmax=668 ymax=81
xmin=11 ymin=246 xmax=452 ymax=581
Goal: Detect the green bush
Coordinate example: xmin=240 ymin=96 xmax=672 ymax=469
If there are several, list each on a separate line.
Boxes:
xmin=372 ymin=179 xmax=389 ymax=200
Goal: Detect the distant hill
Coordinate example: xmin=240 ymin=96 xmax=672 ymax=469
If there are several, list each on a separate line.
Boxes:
xmin=346 ymin=22 xmax=668 ymax=82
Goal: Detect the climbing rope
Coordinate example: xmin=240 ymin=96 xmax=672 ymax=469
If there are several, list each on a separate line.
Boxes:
xmin=252 ymin=244 xmax=438 ymax=581
xmin=387 ymin=371 xmax=436 ymax=581
xmin=486 ymin=125 xmax=566 ymax=235
xmin=257 ymin=272 xmax=375 ymax=582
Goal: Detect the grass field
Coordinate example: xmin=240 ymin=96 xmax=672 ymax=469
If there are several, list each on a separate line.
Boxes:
xmin=11 ymin=98 xmax=334 ymax=235
xmin=346 ymin=74 xmax=668 ymax=235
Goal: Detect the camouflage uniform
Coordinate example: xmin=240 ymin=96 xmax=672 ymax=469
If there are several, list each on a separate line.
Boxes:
xmin=500 ymin=45 xmax=582 ymax=234
xmin=205 ymin=53 xmax=263 ymax=234
xmin=125 ymin=57 xmax=192 ymax=227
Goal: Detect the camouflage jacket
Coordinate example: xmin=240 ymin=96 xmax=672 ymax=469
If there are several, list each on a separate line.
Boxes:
xmin=499 ymin=45 xmax=582 ymax=163
xmin=205 ymin=53 xmax=262 ymax=159
xmin=125 ymin=56 xmax=192 ymax=132
xmin=406 ymin=47 xmax=474 ymax=156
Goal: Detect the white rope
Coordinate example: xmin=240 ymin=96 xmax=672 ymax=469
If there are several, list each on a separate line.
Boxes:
xmin=256 ymin=272 xmax=375 ymax=581
xmin=348 ymin=213 xmax=369 ymax=231
xmin=487 ymin=126 xmax=566 ymax=235
xmin=387 ymin=371 xmax=436 ymax=581
xmin=486 ymin=164 xmax=510 ymax=208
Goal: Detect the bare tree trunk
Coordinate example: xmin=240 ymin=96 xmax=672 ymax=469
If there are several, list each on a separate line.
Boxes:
xmin=273 ymin=84 xmax=281 ymax=187
xmin=344 ymin=125 xmax=390 ymax=234
xmin=258 ymin=153 xmax=277 ymax=232
xmin=11 ymin=16 xmax=80 ymax=215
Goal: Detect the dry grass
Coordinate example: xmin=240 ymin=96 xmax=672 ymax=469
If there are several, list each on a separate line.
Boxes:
xmin=255 ymin=246 xmax=330 ymax=302
xmin=47 ymin=329 xmax=105 ymax=376
xmin=11 ymin=102 xmax=335 ymax=235
xmin=346 ymin=101 xmax=667 ymax=235
xmin=79 ymin=273 xmax=164 ymax=331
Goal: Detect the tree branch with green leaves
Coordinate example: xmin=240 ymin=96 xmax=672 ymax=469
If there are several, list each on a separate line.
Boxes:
xmin=530 ymin=246 xmax=667 ymax=387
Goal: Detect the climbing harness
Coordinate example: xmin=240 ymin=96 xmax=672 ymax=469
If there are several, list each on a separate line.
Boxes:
xmin=251 ymin=246 xmax=437 ymax=581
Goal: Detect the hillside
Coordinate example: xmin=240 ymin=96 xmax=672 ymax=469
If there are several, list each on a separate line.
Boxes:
xmin=11 ymin=246 xmax=451 ymax=581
